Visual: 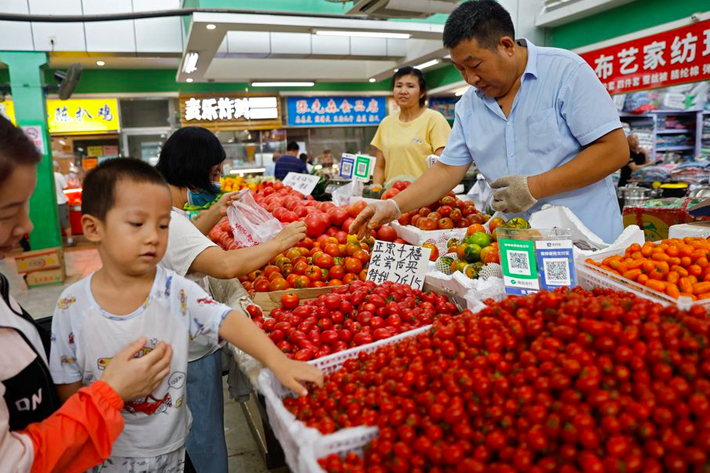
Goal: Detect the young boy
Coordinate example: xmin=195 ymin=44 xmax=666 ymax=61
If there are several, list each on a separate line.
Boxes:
xmin=48 ymin=159 xmax=323 ymax=472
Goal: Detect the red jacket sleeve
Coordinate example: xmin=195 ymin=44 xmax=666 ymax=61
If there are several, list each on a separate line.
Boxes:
xmin=20 ymin=381 xmax=124 ymax=473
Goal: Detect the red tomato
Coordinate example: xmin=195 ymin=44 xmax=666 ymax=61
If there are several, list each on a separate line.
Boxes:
xmin=344 ymin=257 xmax=363 ymax=274
xmin=376 ymin=225 xmax=398 ymax=242
xmin=280 ymin=293 xmax=300 ymax=310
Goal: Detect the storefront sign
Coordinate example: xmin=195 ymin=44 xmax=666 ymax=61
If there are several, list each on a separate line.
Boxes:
xmin=367 ymin=240 xmax=431 ymax=290
xmin=580 ymin=17 xmax=710 ymax=94
xmin=179 ymin=94 xmax=281 ymax=130
xmin=429 ymin=97 xmax=458 ymax=121
xmin=47 ymin=99 xmax=119 ymax=134
xmin=282 ymin=172 xmax=319 ymax=195
xmin=286 ymin=96 xmax=386 ymax=127
xmin=1 ymin=99 xmax=119 ymax=134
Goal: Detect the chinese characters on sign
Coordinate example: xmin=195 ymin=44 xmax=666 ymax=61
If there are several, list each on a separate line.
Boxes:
xmin=366 ymin=240 xmax=431 ymax=290
xmin=580 ymin=17 xmax=710 ymax=94
xmin=46 ymin=99 xmax=119 ymax=134
xmin=499 ymin=237 xmax=576 ymax=295
xmin=179 ymin=94 xmax=281 ymax=130
xmin=286 ymin=96 xmax=387 ymax=127
xmin=281 ymin=172 xmax=320 ymax=195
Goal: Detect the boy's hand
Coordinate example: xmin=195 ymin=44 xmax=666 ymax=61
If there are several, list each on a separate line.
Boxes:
xmin=276 ymin=222 xmax=307 ymax=250
xmin=271 ymin=358 xmax=324 ymax=397
xmin=101 ymin=337 xmax=173 ymax=401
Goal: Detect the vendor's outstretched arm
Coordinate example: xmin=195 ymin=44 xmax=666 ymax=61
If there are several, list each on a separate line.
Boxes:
xmin=350 ymin=162 xmax=468 ymax=238
xmin=527 ymin=128 xmax=628 ymax=200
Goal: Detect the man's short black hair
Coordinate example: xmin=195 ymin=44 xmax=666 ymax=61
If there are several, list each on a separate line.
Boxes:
xmin=443 ymin=0 xmax=515 ymax=50
xmin=82 ymin=158 xmax=168 ymax=221
xmin=287 ymin=141 xmax=299 ymax=152
xmin=155 ymin=126 xmax=225 ymax=194
xmin=392 ymin=67 xmax=427 ymax=107
xmin=0 ymin=115 xmax=42 ymax=187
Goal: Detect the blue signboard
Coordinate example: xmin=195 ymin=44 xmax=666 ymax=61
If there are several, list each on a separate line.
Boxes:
xmin=287 ymin=96 xmax=387 ymax=127
xmin=429 ymin=97 xmax=459 ymax=121
xmin=339 ymin=154 xmax=355 ymax=179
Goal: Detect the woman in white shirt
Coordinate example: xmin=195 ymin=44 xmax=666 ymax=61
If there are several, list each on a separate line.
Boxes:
xmin=155 ymin=126 xmax=305 ymax=473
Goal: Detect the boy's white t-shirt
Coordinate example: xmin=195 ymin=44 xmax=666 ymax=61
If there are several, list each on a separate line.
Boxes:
xmin=48 ymin=266 xmax=232 ymax=458
xmin=160 ymin=208 xmax=221 ymax=361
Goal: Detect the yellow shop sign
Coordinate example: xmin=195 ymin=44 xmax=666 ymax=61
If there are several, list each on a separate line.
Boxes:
xmin=0 ymin=99 xmax=119 ymax=134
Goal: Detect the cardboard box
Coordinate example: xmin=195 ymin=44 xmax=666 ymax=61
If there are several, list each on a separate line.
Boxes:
xmin=623 ymin=198 xmax=710 ymax=241
xmin=15 ymin=247 xmax=64 ymax=274
xmin=252 ymin=286 xmax=334 ymax=313
xmin=25 ymin=267 xmax=66 ymax=288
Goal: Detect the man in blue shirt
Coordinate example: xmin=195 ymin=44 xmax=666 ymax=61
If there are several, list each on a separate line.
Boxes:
xmin=274 ymin=141 xmax=308 ymax=180
xmin=351 ymin=0 xmax=628 ymax=243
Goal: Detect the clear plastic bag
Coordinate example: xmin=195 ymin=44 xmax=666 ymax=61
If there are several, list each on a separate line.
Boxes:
xmin=467 ymin=173 xmax=494 ymax=213
xmin=226 ymin=191 xmax=283 ymax=248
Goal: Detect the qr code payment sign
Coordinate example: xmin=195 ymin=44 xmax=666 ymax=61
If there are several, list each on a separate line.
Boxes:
xmin=543 ymin=258 xmax=571 ymax=286
xmin=342 ymin=162 xmax=352 ymax=174
xmin=507 ymin=250 xmax=530 ymax=276
xmin=357 ymin=162 xmax=368 ymax=174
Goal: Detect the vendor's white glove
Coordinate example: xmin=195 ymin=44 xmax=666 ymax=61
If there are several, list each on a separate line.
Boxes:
xmin=491 ymin=175 xmax=537 ymax=213
xmin=350 ymin=200 xmax=401 ymax=240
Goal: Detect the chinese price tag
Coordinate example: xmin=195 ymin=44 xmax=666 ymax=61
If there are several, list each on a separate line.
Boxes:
xmin=282 ymin=172 xmax=320 ymax=195
xmin=366 ymin=240 xmax=431 ymax=290
xmin=498 ymin=228 xmax=576 ymax=295
xmin=353 ymin=155 xmax=376 ymax=182
xmin=339 ymin=154 xmax=356 ymax=179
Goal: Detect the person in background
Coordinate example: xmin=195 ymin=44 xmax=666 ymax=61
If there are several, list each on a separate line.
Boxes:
xmin=54 ymin=161 xmax=74 ymax=246
xmin=0 ymin=114 xmax=173 ymax=473
xmin=618 ymin=133 xmax=651 ymax=188
xmin=370 ymin=66 xmax=451 ymax=189
xmin=274 ymin=142 xmax=307 ymax=180
xmin=155 ymin=127 xmax=307 ymax=473
xmin=300 ymin=153 xmax=314 ymax=173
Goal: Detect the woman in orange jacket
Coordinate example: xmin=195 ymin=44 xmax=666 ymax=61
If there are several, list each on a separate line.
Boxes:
xmin=0 ymin=115 xmax=173 ymax=473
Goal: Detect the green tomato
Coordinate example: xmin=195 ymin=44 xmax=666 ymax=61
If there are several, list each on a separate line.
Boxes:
xmin=469 ymin=231 xmax=491 ymax=248
xmin=463 ymin=244 xmax=481 ymax=263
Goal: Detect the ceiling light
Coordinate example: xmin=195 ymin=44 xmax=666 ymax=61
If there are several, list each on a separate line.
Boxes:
xmin=230 ymin=168 xmax=266 ymax=175
xmin=251 ymin=82 xmax=315 ymax=87
xmin=182 ymin=51 xmax=199 ymax=74
xmin=96 ymin=60 xmax=105 ymax=66
xmin=369 ymin=78 xmax=376 ymax=83
xmin=414 ymin=59 xmax=440 ymax=70
xmin=206 ymin=24 xmax=217 ymax=30
xmin=186 ymin=78 xmax=194 ymax=83
xmin=314 ymin=30 xmax=410 ymax=40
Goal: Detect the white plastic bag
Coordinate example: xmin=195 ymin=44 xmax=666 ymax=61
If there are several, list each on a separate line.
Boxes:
xmin=467 ymin=173 xmax=494 ymax=212
xmin=332 ymin=180 xmax=363 ymax=207
xmin=226 ymin=191 xmax=283 ymax=248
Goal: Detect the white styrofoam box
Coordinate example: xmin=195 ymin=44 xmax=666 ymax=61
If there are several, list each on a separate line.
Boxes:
xmin=257 ymin=326 xmax=431 ymax=473
xmin=391 ymin=221 xmax=467 ymax=250
xmin=669 ymin=223 xmax=710 ymax=239
xmin=0 ymin=0 xmax=33 ymax=51
xmin=83 ymin=0 xmax=136 ymax=53
xmin=300 ymin=427 xmax=380 ymax=473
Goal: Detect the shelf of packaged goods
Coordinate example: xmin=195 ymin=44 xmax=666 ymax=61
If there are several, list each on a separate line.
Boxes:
xmin=656 ymin=145 xmax=695 ymax=151
xmin=656 ymin=129 xmax=693 ymax=134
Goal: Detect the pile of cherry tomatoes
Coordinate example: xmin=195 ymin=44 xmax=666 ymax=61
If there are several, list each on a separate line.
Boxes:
xmin=250 ymin=280 xmax=458 ymax=361
xmin=278 ymin=287 xmax=710 ymax=473
xmin=586 ymin=237 xmax=710 ymax=300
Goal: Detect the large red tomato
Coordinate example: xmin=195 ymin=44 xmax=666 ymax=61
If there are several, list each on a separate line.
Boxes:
xmin=305 ymin=213 xmax=327 ymax=238
xmin=349 ymin=201 xmax=367 ymax=218
xmin=280 ymin=293 xmax=300 ymax=309
xmin=329 ymin=207 xmax=349 ymax=227
xmin=381 ymin=188 xmax=400 ymax=200
xmin=376 ymin=225 xmax=398 ymax=242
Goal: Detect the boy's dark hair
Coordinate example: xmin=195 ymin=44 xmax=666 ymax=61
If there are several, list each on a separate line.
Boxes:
xmin=443 ymin=0 xmax=515 ymax=50
xmin=155 ymin=127 xmax=225 ymax=194
xmin=392 ymin=67 xmax=427 ymax=107
xmin=82 ymin=158 xmax=168 ymax=221
xmin=0 ymin=115 xmax=42 ymax=187
xmin=286 ymin=141 xmax=300 ymax=152
xmin=299 ymin=153 xmax=308 ymax=162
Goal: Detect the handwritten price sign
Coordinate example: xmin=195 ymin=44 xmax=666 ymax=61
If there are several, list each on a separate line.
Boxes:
xmin=366 ymin=240 xmax=431 ymax=290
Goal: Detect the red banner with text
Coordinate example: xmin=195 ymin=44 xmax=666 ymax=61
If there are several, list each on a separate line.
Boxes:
xmin=579 ymin=18 xmax=710 ymax=95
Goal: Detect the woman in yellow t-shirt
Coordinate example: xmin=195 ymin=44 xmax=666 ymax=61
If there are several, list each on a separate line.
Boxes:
xmin=371 ymin=67 xmax=452 ymax=187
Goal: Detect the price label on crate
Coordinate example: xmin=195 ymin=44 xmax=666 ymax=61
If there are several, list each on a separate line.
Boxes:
xmin=353 ymin=154 xmax=376 ymax=182
xmin=282 ymin=172 xmax=320 ymax=195
xmin=499 ymin=234 xmax=576 ymax=295
xmin=339 ymin=154 xmax=355 ymax=179
xmin=366 ymin=240 xmax=431 ymax=290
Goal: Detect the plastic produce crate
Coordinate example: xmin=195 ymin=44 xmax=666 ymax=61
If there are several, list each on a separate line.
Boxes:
xmin=300 ymin=426 xmax=380 ymax=473
xmin=577 ymin=249 xmax=708 ymax=312
xmin=257 ymin=325 xmax=432 ymax=473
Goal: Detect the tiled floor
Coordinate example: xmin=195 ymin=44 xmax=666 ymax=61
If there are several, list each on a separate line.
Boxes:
xmin=1 ymin=246 xmax=282 ymax=473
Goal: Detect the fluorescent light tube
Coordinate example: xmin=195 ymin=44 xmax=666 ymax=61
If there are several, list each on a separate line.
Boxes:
xmin=314 ymin=30 xmax=410 ymax=40
xmin=251 ymin=82 xmax=315 ymax=87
